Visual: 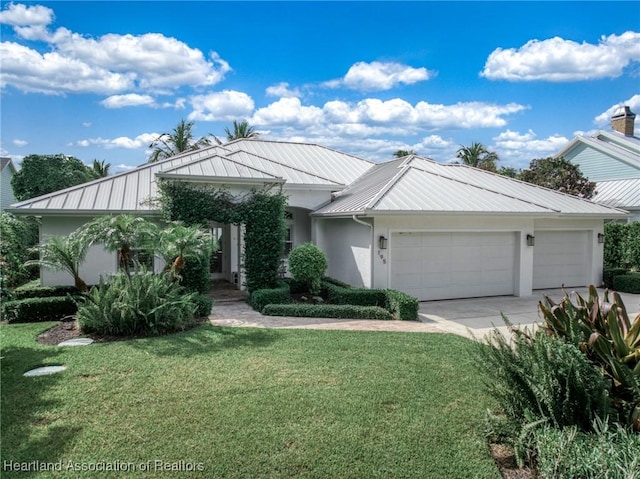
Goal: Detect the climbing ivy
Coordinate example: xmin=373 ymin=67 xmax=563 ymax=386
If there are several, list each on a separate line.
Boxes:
xmin=157 ymin=180 xmax=286 ymax=292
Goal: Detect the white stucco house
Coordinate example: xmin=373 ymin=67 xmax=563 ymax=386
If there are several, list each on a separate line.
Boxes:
xmin=9 ymin=138 xmax=627 ymax=301
xmin=1 ymin=157 xmax=17 ymax=211
xmin=557 ymin=106 xmax=640 ymax=222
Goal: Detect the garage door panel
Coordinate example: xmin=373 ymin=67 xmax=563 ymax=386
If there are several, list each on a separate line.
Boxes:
xmin=391 ymin=231 xmax=516 ymax=301
xmin=533 ymin=231 xmax=588 ymax=289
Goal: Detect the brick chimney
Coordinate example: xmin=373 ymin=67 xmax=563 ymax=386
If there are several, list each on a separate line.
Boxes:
xmin=611 ymin=106 xmax=636 ymax=136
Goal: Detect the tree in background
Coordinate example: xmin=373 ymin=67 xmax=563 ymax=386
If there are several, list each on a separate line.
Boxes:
xmin=456 ymin=142 xmax=499 ymax=172
xmin=497 ymin=166 xmax=520 ymax=178
xmin=148 ymin=119 xmax=211 ymax=163
xmin=91 ymin=159 xmax=111 ymax=178
xmin=519 ymin=156 xmax=596 ymax=199
xmin=225 ymin=120 xmax=259 ymax=141
xmin=393 ymin=149 xmax=417 ymax=158
xmin=11 ymin=154 xmax=96 ymax=201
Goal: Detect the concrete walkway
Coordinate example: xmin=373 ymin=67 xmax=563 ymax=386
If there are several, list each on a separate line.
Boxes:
xmin=209 ymin=287 xmax=640 ymax=340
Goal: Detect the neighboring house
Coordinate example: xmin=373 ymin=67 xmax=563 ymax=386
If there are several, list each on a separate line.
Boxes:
xmin=0 ymin=157 xmax=17 ymax=211
xmin=557 ymin=106 xmax=640 ymax=221
xmin=9 ymin=139 xmax=627 ymax=301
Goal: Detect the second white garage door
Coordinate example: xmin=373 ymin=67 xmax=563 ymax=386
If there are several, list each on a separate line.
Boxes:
xmin=390 ymin=231 xmax=516 ymax=301
xmin=532 ymin=231 xmax=589 ymax=289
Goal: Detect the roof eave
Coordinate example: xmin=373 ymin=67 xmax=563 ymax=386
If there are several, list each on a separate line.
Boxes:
xmin=6 ymin=208 xmax=163 ymax=217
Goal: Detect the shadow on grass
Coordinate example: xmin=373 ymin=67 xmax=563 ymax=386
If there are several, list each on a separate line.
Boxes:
xmin=1 ymin=346 xmax=81 ymax=477
xmin=129 ymin=323 xmax=279 ymax=357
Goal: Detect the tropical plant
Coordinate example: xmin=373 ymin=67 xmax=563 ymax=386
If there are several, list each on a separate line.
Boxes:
xmin=76 ymin=266 xmax=197 ymax=336
xmin=497 ymin=166 xmax=520 ymax=178
xmin=77 ymin=215 xmax=158 ymax=275
xmin=392 ymin=149 xmax=417 ymax=158
xmin=519 ymin=156 xmax=596 ymax=199
xmin=225 ymin=119 xmax=259 ymax=141
xmin=538 ymin=286 xmax=640 ymax=430
xmin=455 ymin=142 xmax=499 ymax=172
xmin=90 ymin=159 xmax=111 ymax=178
xmin=148 ymin=119 xmax=212 ymax=163
xmin=25 ymin=234 xmax=89 ymax=291
xmin=156 ymin=222 xmax=212 ymax=276
xmin=0 ymin=213 xmax=39 ymax=292
xmin=288 ymin=243 xmax=328 ymax=295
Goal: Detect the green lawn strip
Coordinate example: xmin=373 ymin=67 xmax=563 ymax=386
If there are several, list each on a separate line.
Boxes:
xmin=1 ymin=323 xmax=499 ymax=478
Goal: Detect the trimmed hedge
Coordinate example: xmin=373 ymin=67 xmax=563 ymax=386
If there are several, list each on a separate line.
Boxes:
xmin=192 ymin=294 xmax=214 ymax=317
xmin=385 ymin=289 xmax=420 ymax=321
xmin=1 ymin=296 xmax=78 ymax=323
xmin=613 ymin=273 xmax=640 ymax=294
xmin=249 ymin=281 xmax=290 ymax=312
xmin=262 ymin=303 xmax=393 ymax=320
xmin=603 ymin=267 xmax=628 ymax=288
xmin=13 ymin=285 xmax=80 ymax=300
xmin=322 ymin=281 xmax=387 ymax=307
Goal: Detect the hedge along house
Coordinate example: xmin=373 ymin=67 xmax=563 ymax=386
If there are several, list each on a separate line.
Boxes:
xmin=10 ymin=139 xmax=627 ymax=301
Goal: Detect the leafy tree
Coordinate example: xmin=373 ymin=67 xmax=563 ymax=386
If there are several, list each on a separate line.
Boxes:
xmin=225 ymin=120 xmax=259 ymax=141
xmin=519 ymin=156 xmax=596 ymax=199
xmin=456 ymin=142 xmax=499 ymax=172
xmin=148 ymin=119 xmax=211 ymax=163
xmin=0 ymin=213 xmax=39 ymax=292
xmin=497 ymin=166 xmax=520 ymax=178
xmin=26 ymin=233 xmax=89 ymax=291
xmin=392 ymin=149 xmax=417 ymax=158
xmin=156 ymin=222 xmax=212 ymax=276
xmin=11 ymin=154 xmax=96 ymax=201
xmin=91 ymin=159 xmax=111 ymax=178
xmin=78 ymin=215 xmax=158 ymax=275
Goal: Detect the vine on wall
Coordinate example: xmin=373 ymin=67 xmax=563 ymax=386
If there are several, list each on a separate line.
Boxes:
xmin=157 ymin=181 xmax=287 ymax=291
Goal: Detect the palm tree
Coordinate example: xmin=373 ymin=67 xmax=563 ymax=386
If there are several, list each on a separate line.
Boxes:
xmin=26 ymin=234 xmax=89 ymax=291
xmin=91 ymin=159 xmax=111 ymax=178
xmin=225 ymin=120 xmax=259 ymax=141
xmin=148 ymin=119 xmax=211 ymax=163
xmin=456 ymin=142 xmax=499 ymax=172
xmin=393 ymin=149 xmax=417 ymax=158
xmin=78 ymin=215 xmax=158 ymax=275
xmin=156 ymin=223 xmax=212 ymax=277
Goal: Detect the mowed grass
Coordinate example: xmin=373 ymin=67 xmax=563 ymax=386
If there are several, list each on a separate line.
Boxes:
xmin=1 ymin=322 xmax=500 ymax=479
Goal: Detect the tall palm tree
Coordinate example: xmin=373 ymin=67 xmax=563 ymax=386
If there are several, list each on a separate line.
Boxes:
xmin=148 ymin=119 xmax=211 ymax=163
xmin=156 ymin=223 xmax=212 ymax=277
xmin=393 ymin=149 xmax=417 ymax=158
xmin=225 ymin=120 xmax=259 ymax=141
xmin=456 ymin=142 xmax=499 ymax=172
xmin=78 ymin=215 xmax=158 ymax=275
xmin=26 ymin=234 xmax=89 ymax=291
xmin=91 ymin=159 xmax=111 ymax=178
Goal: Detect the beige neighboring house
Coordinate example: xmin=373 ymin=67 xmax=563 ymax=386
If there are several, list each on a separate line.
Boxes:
xmin=9 ymin=138 xmax=627 ymax=301
xmin=1 ymin=157 xmax=17 ymax=211
xmin=557 ymin=107 xmax=640 ymax=222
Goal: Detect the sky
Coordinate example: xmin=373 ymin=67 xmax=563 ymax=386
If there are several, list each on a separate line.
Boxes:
xmin=1 ymin=1 xmax=639 ymax=174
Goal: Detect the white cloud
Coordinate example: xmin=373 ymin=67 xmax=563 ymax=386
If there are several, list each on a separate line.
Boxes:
xmin=101 ymin=94 xmax=156 ymax=109
xmin=324 ymin=61 xmax=434 ymax=92
xmin=265 ymin=82 xmax=300 ymax=98
xmin=188 ymin=90 xmax=255 ymax=121
xmin=0 ymin=3 xmax=231 ymax=94
xmin=12 ymin=138 xmax=28 ymax=147
xmin=493 ymin=129 xmax=569 ymax=168
xmin=482 ymin=31 xmax=640 ymax=81
xmin=594 ymin=94 xmax=640 ymax=134
xmin=75 ymin=132 xmax=158 ymax=150
xmin=252 ymin=97 xmax=323 ymax=127
xmin=82 ymin=122 xmax=92 ymax=128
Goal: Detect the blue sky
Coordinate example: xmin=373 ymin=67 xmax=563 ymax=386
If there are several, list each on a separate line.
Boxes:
xmin=1 ymin=1 xmax=639 ymax=174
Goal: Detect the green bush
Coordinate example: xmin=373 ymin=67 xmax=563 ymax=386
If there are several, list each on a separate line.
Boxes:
xmin=624 ymin=221 xmax=640 ymax=270
xmin=288 ymin=243 xmax=327 ymax=295
xmin=13 ymin=285 xmax=80 ymax=300
xmin=76 ymin=268 xmax=197 ymax=337
xmin=322 ymin=281 xmax=387 ymax=307
xmin=178 ymin=255 xmax=211 ymax=294
xmin=0 ymin=213 xmax=39 ymax=294
xmin=250 ymin=281 xmax=290 ymax=312
xmin=603 ymin=267 xmax=629 ymax=288
xmin=604 ymin=222 xmax=628 ymax=269
xmin=284 ymin=277 xmax=310 ymax=294
xmin=533 ymin=420 xmax=640 ymax=479
xmin=322 ymin=276 xmax=352 ymax=288
xmin=613 ymin=273 xmax=640 ymax=294
xmin=1 ymin=296 xmax=78 ymax=323
xmin=262 ymin=303 xmax=393 ymax=320
xmin=385 ymin=289 xmax=419 ymax=321
xmin=192 ymin=294 xmax=213 ymax=317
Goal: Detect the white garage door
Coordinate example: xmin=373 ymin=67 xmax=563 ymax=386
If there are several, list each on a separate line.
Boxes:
xmin=390 ymin=231 xmax=516 ymax=301
xmin=533 ymin=231 xmax=588 ymax=289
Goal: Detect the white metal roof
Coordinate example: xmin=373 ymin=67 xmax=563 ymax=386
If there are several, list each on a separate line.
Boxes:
xmin=313 ymin=156 xmax=628 ymax=217
xmin=8 ymin=140 xmax=369 ymax=214
xmin=593 ymin=178 xmax=640 ymax=210
xmin=556 ymin=131 xmax=640 ymax=171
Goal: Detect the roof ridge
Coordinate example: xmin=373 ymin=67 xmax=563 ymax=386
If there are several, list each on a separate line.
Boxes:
xmin=366 ymin=158 xmax=413 ymax=210
xmin=159 ymin=154 xmax=282 ymax=180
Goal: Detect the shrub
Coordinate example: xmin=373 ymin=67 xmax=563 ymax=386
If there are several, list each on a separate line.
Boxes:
xmin=604 ymin=222 xmax=628 ymax=269
xmin=288 ymin=243 xmax=327 ymax=295
xmin=322 ymin=281 xmax=387 ymax=307
xmin=284 ymin=277 xmax=309 ymax=294
xmin=533 ymin=420 xmax=640 ymax=479
xmin=0 ymin=213 xmax=39 ymax=293
xmin=250 ymin=282 xmax=290 ymax=312
xmin=385 ymin=289 xmax=419 ymax=321
xmin=613 ymin=273 xmax=640 ymax=294
xmin=262 ymin=303 xmax=393 ymax=320
xmin=603 ymin=267 xmax=629 ymax=288
xmin=76 ymin=268 xmax=197 ymax=337
xmin=13 ymin=285 xmax=80 ymax=300
xmin=322 ymin=276 xmax=351 ymax=288
xmin=178 ymin=255 xmax=211 ymax=294
xmin=1 ymin=296 xmax=78 ymax=323
xmin=191 ymin=294 xmax=213 ymax=317
xmin=624 ymin=221 xmax=640 ymax=270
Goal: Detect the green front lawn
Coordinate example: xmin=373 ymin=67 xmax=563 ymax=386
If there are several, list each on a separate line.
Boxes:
xmin=1 ymin=323 xmax=499 ymax=478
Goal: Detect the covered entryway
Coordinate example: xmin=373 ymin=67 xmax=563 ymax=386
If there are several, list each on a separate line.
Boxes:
xmin=390 ymin=231 xmax=517 ymax=301
xmin=532 ymin=230 xmax=589 ymax=289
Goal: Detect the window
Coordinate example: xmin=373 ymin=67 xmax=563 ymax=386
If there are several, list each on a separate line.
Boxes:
xmin=284 ymin=226 xmax=293 ymax=256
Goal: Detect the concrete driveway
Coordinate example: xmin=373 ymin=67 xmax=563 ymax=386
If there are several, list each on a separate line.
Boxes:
xmin=419 ymin=287 xmax=640 ymax=339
